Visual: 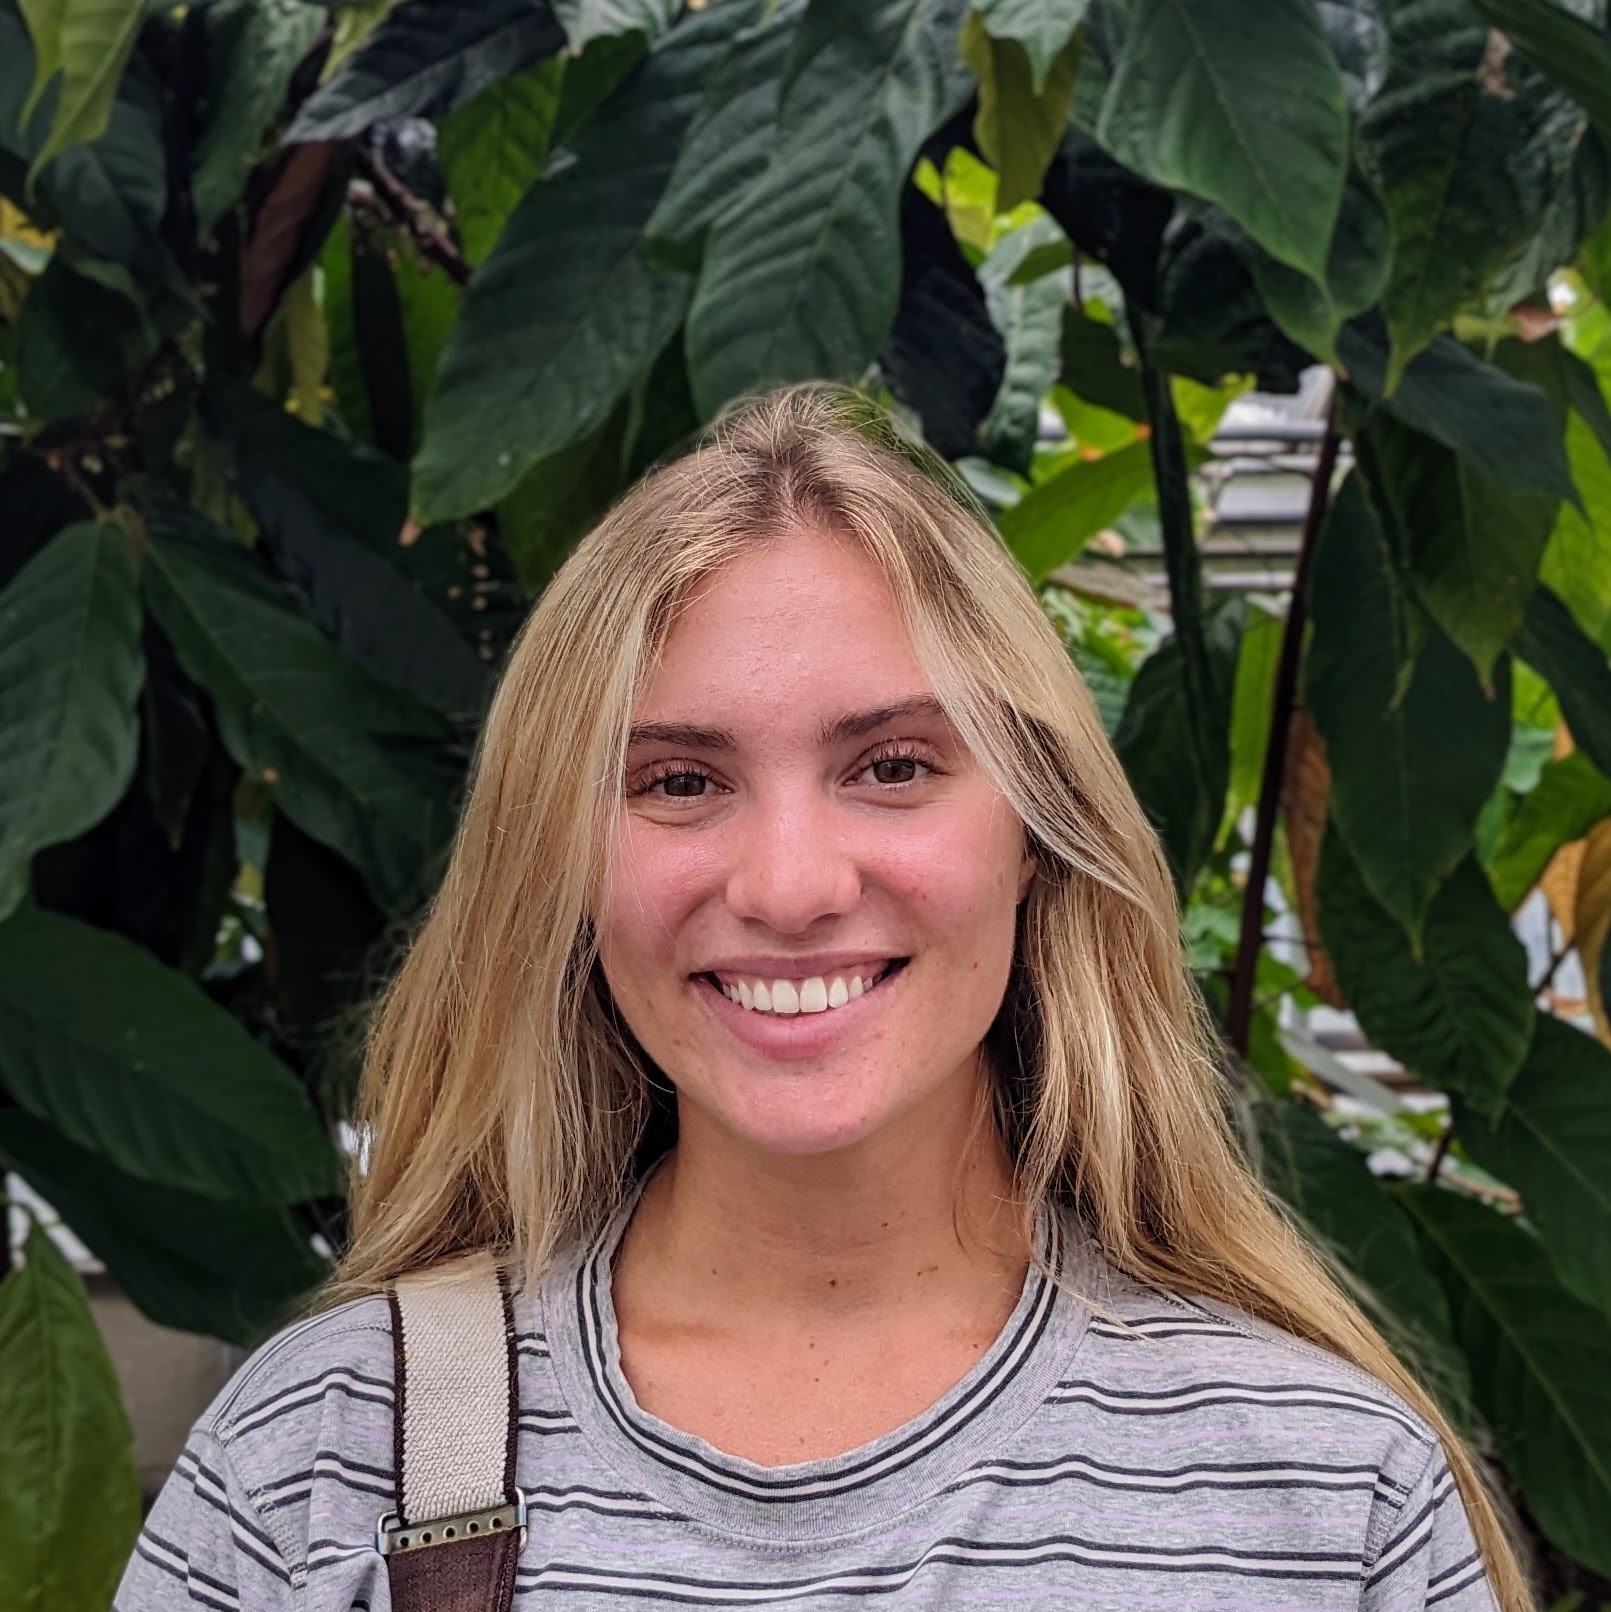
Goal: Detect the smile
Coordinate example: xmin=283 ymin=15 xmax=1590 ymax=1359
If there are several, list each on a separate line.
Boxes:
xmin=696 ymin=959 xmax=908 ymax=1016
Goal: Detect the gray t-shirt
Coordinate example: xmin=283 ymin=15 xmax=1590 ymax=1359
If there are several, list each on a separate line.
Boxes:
xmin=115 ymin=1196 xmax=1498 ymax=1610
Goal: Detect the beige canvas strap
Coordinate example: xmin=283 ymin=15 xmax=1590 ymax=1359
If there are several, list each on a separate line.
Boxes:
xmin=379 ymin=1251 xmax=523 ymax=1611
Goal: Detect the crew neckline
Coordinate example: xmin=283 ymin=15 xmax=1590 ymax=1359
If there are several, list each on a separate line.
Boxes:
xmin=541 ymin=1174 xmax=1097 ymax=1544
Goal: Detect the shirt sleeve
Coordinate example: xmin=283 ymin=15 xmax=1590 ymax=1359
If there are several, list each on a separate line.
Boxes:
xmin=1362 ymin=1444 xmax=1499 ymax=1612
xmin=114 ymin=1426 xmax=298 ymax=1612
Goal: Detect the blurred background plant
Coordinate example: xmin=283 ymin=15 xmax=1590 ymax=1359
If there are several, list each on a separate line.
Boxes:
xmin=3 ymin=0 xmax=1611 ymax=1603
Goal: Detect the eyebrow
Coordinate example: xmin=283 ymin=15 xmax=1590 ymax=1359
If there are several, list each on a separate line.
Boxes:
xmin=626 ymin=696 xmax=949 ymax=752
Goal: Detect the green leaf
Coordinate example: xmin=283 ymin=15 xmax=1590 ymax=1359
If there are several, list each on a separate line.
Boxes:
xmin=0 ymin=1110 xmax=328 ymax=1344
xmin=553 ymin=0 xmax=681 ymax=50
xmin=1361 ymin=410 xmax=1559 ymax=688
xmin=141 ymin=508 xmax=459 ymax=916
xmin=200 ymin=390 xmax=493 ymax=723
xmin=1358 ymin=2 xmax=1586 ymax=387
xmin=1470 ymin=0 xmax=1611 ymax=141
xmin=960 ymin=10 xmax=1080 ymax=211
xmin=997 ymin=437 xmax=1155 ymax=581
xmin=1338 ymin=326 xmax=1579 ymax=505
xmin=0 ymin=9 xmax=169 ymax=288
xmin=1487 ymin=751 xmax=1611 ymax=910
xmin=1403 ymin=1183 xmax=1611 ymax=1576
xmin=1221 ymin=603 xmax=1282 ymax=844
xmin=495 ymin=403 xmax=631 ymax=595
xmin=0 ymin=1219 xmax=140 ymax=1611
xmin=646 ymin=0 xmax=804 ymax=254
xmin=17 ymin=0 xmax=145 ymax=181
xmin=1541 ymin=409 xmax=1611 ymax=642
xmin=1059 ymin=306 xmax=1147 ymax=421
xmin=436 ymin=57 xmax=565 ymax=268
xmin=1094 ymin=0 xmax=1349 ymax=281
xmin=1317 ymin=828 xmax=1533 ymax=1116
xmin=1236 ymin=172 xmax=1391 ymax=363
xmin=0 ymin=522 xmax=142 ymax=923
xmin=684 ymin=0 xmax=976 ymax=419
xmin=1514 ymin=583 xmax=1611 ymax=781
xmin=977 ymin=213 xmax=1071 ymax=473
xmin=1454 ymin=1013 xmax=1611 ymax=1322
xmin=1113 ymin=598 xmax=1242 ymax=897
xmin=974 ymin=0 xmax=1090 ymax=91
xmin=191 ymin=0 xmax=324 ymax=232
xmin=1302 ymin=472 xmax=1511 ymax=948
xmin=414 ymin=3 xmax=752 ymax=520
xmin=285 ymin=0 xmax=565 ymax=141
xmin=1255 ymin=1101 xmax=1469 ymax=1412
xmin=0 ymin=905 xmax=342 ymax=1201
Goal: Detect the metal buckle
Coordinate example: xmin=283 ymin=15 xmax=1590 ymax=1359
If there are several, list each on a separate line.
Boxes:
xmin=375 ymin=1489 xmax=528 ymax=1558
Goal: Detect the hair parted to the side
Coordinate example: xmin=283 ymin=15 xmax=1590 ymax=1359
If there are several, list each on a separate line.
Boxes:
xmin=328 ymin=381 xmax=1530 ymax=1610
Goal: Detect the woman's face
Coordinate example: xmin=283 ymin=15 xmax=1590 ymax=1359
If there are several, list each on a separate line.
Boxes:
xmin=595 ymin=523 xmax=1034 ymax=1160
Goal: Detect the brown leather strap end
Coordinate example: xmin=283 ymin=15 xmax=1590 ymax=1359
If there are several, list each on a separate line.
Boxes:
xmin=387 ymin=1529 xmax=521 ymax=1612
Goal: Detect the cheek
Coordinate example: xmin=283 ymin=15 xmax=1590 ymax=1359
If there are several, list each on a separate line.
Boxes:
xmin=596 ymin=825 xmax=721 ymax=979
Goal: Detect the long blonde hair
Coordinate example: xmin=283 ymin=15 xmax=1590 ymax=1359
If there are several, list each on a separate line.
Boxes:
xmin=330 ymin=382 xmax=1531 ymax=1609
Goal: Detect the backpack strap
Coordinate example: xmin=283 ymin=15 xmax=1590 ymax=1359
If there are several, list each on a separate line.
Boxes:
xmin=378 ymin=1251 xmax=524 ymax=1612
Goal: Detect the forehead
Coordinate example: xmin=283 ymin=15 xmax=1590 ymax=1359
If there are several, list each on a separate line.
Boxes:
xmin=632 ymin=525 xmax=931 ymax=722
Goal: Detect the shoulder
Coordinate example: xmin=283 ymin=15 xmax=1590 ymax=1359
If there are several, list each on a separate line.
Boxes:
xmin=1062 ymin=1255 xmax=1444 ymax=1499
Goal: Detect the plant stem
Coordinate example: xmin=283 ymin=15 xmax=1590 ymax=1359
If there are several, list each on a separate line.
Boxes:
xmin=1224 ymin=394 xmax=1342 ymax=1057
xmin=1425 ymin=1123 xmax=1455 ymax=1184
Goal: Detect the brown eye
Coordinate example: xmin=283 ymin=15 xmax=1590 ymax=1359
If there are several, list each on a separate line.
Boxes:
xmin=660 ymin=772 xmax=709 ymax=797
xmin=871 ymin=757 xmax=920 ymax=785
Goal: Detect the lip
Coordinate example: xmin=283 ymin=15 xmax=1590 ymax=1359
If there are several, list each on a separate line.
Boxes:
xmin=693 ymin=951 xmax=904 ymax=979
xmin=691 ymin=960 xmax=907 ymax=1061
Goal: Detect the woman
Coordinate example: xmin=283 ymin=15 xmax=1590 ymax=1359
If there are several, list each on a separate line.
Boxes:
xmin=117 ymin=384 xmax=1525 ymax=1611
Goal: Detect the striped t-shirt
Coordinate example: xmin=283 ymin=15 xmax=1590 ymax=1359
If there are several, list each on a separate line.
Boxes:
xmin=115 ymin=1194 xmax=1497 ymax=1610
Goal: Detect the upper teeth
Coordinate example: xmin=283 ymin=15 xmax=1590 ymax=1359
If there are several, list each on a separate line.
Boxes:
xmin=717 ymin=966 xmax=890 ymax=1015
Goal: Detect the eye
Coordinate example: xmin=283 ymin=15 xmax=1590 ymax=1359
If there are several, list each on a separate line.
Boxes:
xmin=632 ymin=763 xmax=718 ymax=800
xmin=854 ymin=743 xmax=937 ymax=789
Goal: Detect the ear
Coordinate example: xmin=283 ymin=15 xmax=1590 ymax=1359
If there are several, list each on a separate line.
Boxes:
xmin=1016 ymin=848 xmax=1036 ymax=904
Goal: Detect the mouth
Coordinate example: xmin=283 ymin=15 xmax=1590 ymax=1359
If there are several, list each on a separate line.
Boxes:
xmin=692 ymin=958 xmax=910 ymax=1017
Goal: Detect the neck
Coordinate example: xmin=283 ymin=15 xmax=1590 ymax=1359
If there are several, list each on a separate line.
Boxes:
xmin=615 ymin=1071 xmax=1030 ymax=1326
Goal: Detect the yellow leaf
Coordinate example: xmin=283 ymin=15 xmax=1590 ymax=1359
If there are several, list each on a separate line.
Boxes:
xmin=20 ymin=0 xmax=147 ymax=184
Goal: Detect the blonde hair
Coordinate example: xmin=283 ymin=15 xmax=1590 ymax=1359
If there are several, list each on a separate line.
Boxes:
xmin=329 ymin=382 xmax=1531 ymax=1609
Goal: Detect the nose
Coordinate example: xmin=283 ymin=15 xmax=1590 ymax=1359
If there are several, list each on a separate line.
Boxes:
xmin=723 ymin=785 xmax=862 ymax=934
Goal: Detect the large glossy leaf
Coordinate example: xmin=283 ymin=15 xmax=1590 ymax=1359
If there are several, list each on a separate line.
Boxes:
xmin=286 ymin=0 xmax=565 ymax=141
xmin=0 ymin=1111 xmax=328 ymax=1344
xmin=1471 ymin=0 xmax=1611 ymax=140
xmin=553 ymin=0 xmax=680 ymax=50
xmin=1255 ymin=1101 xmax=1469 ymax=1411
xmin=1454 ymin=1013 xmax=1611 ymax=1322
xmin=646 ymin=0 xmax=802 ymax=254
xmin=0 ymin=906 xmax=342 ymax=1201
xmin=0 ymin=523 xmax=141 ymax=923
xmin=1358 ymin=1 xmax=1586 ymax=387
xmin=1059 ymin=307 xmax=1146 ymax=421
xmin=684 ymin=0 xmax=975 ymax=419
xmin=0 ymin=1219 xmax=140 ymax=1612
xmin=880 ymin=184 xmax=1006 ymax=461
xmin=1361 ymin=411 xmax=1559 ymax=687
xmin=961 ymin=10 xmax=1080 ymax=211
xmin=1235 ymin=173 xmax=1392 ymax=363
xmin=414 ymin=3 xmax=752 ymax=520
xmin=1338 ymin=325 xmax=1578 ymax=504
xmin=1404 ymin=1184 xmax=1611 ymax=1576
xmin=978 ymin=214 xmax=1071 ymax=474
xmin=1302 ymin=472 xmax=1511 ymax=947
xmin=201 ymin=390 xmax=492 ymax=722
xmin=1487 ymin=751 xmax=1611 ymax=911
xmin=975 ymin=0 xmax=1090 ymax=91
xmin=1113 ymin=601 xmax=1242 ymax=898
xmin=1094 ymin=0 xmax=1348 ymax=281
xmin=16 ymin=0 xmax=145 ymax=180
xmin=997 ymin=437 xmax=1155 ymax=582
xmin=1514 ymin=583 xmax=1611 ymax=781
xmin=1317 ymin=829 xmax=1533 ymax=1116
xmin=436 ymin=58 xmax=564 ymax=267
xmin=192 ymin=0 xmax=323 ymax=231
xmin=140 ymin=509 xmax=459 ymax=916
